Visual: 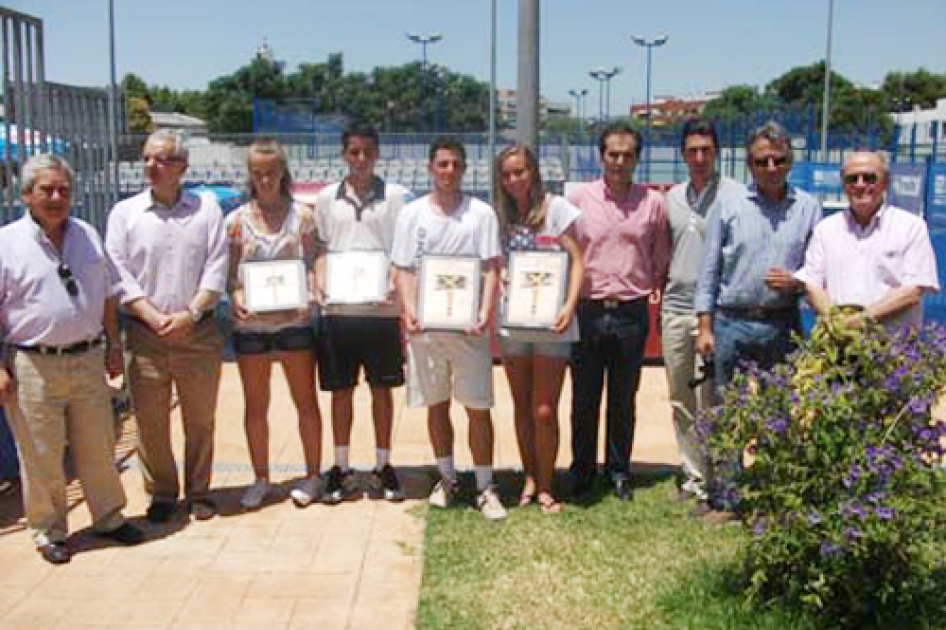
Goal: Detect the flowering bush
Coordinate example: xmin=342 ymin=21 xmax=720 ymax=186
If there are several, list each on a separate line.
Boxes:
xmin=702 ymin=307 xmax=946 ymax=628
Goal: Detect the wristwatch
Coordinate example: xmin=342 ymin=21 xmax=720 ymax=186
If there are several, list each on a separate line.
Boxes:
xmin=188 ymin=306 xmax=203 ymax=324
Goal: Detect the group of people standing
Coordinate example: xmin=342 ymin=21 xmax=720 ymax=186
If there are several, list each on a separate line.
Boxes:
xmin=0 ymin=114 xmax=937 ymax=564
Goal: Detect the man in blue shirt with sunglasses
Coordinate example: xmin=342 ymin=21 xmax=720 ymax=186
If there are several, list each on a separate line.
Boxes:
xmin=693 ymin=121 xmax=821 ymax=522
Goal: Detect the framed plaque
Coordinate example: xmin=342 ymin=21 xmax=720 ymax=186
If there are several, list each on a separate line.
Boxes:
xmin=325 ymin=250 xmax=389 ymax=305
xmin=417 ymin=255 xmax=482 ymax=331
xmin=503 ymin=250 xmax=568 ymax=329
xmin=241 ymin=259 xmax=308 ymax=313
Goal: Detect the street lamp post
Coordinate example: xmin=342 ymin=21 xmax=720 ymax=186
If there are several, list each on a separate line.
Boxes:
xmin=588 ymin=66 xmax=621 ymax=124
xmin=630 ymin=34 xmax=668 ymax=181
xmin=405 ymin=32 xmax=443 ymax=132
xmin=821 ymin=0 xmax=834 ymax=161
xmin=568 ymin=88 xmax=588 ymax=134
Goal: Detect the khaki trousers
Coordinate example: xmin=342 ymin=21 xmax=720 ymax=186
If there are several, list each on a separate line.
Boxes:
xmin=5 ymin=347 xmax=126 ymax=547
xmin=660 ymin=309 xmax=714 ymax=494
xmin=127 ymin=319 xmax=222 ymax=504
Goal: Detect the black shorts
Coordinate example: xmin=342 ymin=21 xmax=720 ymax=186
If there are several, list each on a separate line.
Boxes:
xmin=316 ymin=316 xmax=404 ymax=391
xmin=233 ymin=326 xmax=315 ymax=356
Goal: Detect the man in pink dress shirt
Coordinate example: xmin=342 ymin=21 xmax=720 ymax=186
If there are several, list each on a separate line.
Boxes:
xmin=567 ymin=122 xmax=670 ymax=502
xmin=795 ymin=151 xmax=939 ymax=329
xmin=106 ymin=130 xmax=228 ymax=524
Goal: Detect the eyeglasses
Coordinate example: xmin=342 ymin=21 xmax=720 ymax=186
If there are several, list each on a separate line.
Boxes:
xmin=843 ymin=172 xmax=880 ymax=186
xmin=57 ymin=262 xmax=78 ymax=297
xmin=751 ymin=156 xmax=790 ymax=168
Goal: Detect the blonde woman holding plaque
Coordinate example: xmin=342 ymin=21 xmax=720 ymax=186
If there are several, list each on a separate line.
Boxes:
xmin=494 ymin=145 xmax=583 ymax=513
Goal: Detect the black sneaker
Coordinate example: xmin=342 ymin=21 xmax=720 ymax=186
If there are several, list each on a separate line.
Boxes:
xmin=146 ymin=501 xmax=176 ymax=524
xmin=372 ymin=464 xmax=404 ymax=502
xmin=323 ymin=466 xmax=356 ymax=505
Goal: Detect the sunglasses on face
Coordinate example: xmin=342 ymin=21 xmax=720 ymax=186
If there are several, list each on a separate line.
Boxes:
xmin=57 ymin=262 xmax=78 ymax=297
xmin=751 ymin=156 xmax=790 ymax=168
xmin=843 ymin=172 xmax=880 ymax=186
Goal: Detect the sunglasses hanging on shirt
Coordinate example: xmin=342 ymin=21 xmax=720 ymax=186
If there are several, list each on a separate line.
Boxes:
xmin=57 ymin=262 xmax=79 ymax=297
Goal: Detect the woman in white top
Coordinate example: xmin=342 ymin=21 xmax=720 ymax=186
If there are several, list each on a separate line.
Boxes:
xmin=226 ymin=139 xmax=323 ymax=509
xmin=494 ymin=145 xmax=584 ymax=513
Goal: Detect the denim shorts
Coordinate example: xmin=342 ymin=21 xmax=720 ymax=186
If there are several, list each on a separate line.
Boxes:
xmin=232 ymin=326 xmax=315 ymax=355
xmin=499 ymin=337 xmax=573 ymax=359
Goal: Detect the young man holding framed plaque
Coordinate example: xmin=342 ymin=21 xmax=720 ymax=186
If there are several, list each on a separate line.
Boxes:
xmin=391 ymin=137 xmax=506 ymax=520
xmin=313 ymin=121 xmax=414 ymax=504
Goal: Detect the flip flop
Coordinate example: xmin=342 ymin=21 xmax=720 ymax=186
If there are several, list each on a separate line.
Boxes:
xmin=538 ymin=493 xmax=562 ymax=514
xmin=518 ymin=492 xmax=536 ymax=507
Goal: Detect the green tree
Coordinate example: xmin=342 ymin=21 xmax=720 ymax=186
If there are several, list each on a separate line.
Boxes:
xmin=881 ymin=68 xmax=946 ymax=112
xmin=703 ymin=85 xmax=776 ymax=120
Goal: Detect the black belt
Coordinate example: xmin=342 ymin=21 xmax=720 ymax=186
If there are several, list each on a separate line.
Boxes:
xmin=719 ymin=306 xmax=797 ymax=322
xmin=582 ymin=297 xmax=646 ymax=310
xmin=14 ymin=337 xmax=103 ymax=356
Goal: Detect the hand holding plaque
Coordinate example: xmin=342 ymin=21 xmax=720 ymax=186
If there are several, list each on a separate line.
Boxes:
xmin=503 ymin=251 xmax=568 ymax=329
xmin=417 ymin=255 xmax=482 ymax=331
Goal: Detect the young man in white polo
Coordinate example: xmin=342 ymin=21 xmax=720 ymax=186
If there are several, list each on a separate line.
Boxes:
xmin=391 ymin=137 xmax=506 ymax=520
xmin=312 ymin=121 xmax=413 ymax=505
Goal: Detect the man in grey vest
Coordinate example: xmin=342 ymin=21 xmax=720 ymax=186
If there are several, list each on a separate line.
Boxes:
xmin=662 ymin=118 xmax=744 ymax=510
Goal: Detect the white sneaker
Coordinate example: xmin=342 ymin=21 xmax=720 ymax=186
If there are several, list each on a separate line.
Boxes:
xmin=428 ymin=477 xmax=458 ymax=509
xmin=476 ymin=486 xmax=507 ymax=521
xmin=290 ymin=475 xmax=322 ymax=508
xmin=240 ymin=479 xmax=270 ymax=510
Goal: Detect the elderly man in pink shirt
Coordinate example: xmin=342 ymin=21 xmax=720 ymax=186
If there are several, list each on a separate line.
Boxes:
xmin=795 ymin=150 xmax=939 ymax=329
xmin=567 ymin=122 xmax=670 ymax=503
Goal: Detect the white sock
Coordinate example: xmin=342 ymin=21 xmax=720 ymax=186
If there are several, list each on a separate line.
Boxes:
xmin=474 ymin=466 xmax=493 ymax=492
xmin=436 ymin=456 xmax=456 ymax=481
xmin=376 ymin=448 xmax=391 ymax=469
xmin=335 ymin=446 xmax=350 ymax=471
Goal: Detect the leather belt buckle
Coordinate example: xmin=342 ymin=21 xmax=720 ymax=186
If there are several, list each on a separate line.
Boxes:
xmin=602 ymin=299 xmax=621 ymax=309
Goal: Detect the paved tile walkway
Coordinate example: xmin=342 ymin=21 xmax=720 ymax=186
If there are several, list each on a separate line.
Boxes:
xmin=0 ymin=364 xmax=679 ymax=630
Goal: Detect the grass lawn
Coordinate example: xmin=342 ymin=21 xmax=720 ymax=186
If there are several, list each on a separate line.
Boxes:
xmin=417 ymin=473 xmax=816 ymax=630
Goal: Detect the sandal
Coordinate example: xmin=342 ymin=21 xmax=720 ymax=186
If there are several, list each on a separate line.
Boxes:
xmin=519 ymin=477 xmax=537 ymax=507
xmin=538 ymin=493 xmax=562 ymax=514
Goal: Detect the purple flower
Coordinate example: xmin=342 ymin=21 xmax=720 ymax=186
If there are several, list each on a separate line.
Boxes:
xmin=874 ymin=506 xmax=896 ymax=520
xmin=842 ymin=465 xmax=862 ymax=488
xmin=807 ymin=511 xmax=822 ymax=526
xmin=751 ymin=521 xmax=767 ymax=537
xmin=765 ymin=418 xmax=789 ymax=435
xmin=843 ymin=526 xmax=864 ymax=542
xmin=819 ymin=541 xmax=843 ymax=558
xmin=841 ymin=502 xmax=867 ymax=520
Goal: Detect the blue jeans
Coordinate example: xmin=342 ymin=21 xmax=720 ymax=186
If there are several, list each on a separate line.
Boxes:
xmin=569 ymin=298 xmax=648 ymax=481
xmin=708 ymin=309 xmax=800 ymax=510
xmin=712 ymin=310 xmax=800 ymax=393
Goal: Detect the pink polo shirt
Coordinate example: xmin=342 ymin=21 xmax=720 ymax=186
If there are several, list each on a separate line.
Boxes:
xmin=794 ymin=204 xmax=939 ymax=328
xmin=568 ymin=180 xmax=669 ymax=301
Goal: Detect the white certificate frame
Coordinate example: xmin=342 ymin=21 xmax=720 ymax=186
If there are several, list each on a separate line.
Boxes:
xmin=241 ymin=259 xmax=308 ymax=313
xmin=417 ymin=255 xmax=482 ymax=331
xmin=503 ymin=250 xmax=569 ymax=329
xmin=325 ymin=250 xmax=389 ymax=305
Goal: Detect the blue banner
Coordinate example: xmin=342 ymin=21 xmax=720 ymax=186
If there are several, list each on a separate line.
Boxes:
xmin=888 ymin=163 xmax=927 ymax=217
xmin=926 ymin=165 xmax=946 ymax=230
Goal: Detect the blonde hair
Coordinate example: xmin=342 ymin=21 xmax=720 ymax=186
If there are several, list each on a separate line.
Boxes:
xmin=245 ymin=138 xmax=293 ymax=201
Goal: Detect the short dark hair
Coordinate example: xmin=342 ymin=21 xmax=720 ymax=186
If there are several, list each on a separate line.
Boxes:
xmin=680 ymin=117 xmax=719 ymax=151
xmin=342 ymin=120 xmax=379 ymax=150
xmin=598 ymin=122 xmax=642 ymax=158
xmin=428 ymin=136 xmax=467 ymax=165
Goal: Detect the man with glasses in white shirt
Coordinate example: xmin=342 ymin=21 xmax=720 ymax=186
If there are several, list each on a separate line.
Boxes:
xmin=106 ymin=130 xmax=228 ymax=524
xmin=795 ymin=150 xmax=938 ymax=329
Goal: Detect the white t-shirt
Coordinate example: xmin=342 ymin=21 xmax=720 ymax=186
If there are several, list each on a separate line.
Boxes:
xmin=390 ymin=194 xmax=502 ymax=269
xmin=499 ymin=195 xmax=581 ymax=342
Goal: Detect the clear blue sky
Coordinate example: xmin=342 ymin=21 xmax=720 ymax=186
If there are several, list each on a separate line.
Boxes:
xmin=5 ymin=0 xmax=945 ymax=115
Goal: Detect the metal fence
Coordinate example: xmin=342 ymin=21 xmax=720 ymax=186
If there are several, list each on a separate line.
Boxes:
xmin=0 ymin=8 xmax=116 ymax=230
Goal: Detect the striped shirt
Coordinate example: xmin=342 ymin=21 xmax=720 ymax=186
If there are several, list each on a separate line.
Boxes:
xmin=694 ymin=184 xmax=822 ymax=313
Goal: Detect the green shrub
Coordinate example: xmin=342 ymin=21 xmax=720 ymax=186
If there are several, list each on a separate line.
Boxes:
xmin=701 ymin=307 xmax=946 ymax=629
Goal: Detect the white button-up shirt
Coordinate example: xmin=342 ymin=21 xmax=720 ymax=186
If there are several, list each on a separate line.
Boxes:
xmin=106 ymin=189 xmax=228 ymax=312
xmin=0 ymin=213 xmax=115 ymax=346
xmin=795 ymin=204 xmax=940 ymax=328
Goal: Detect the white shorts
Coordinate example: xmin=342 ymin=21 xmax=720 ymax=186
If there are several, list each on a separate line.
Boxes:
xmin=406 ymin=332 xmax=494 ymax=410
